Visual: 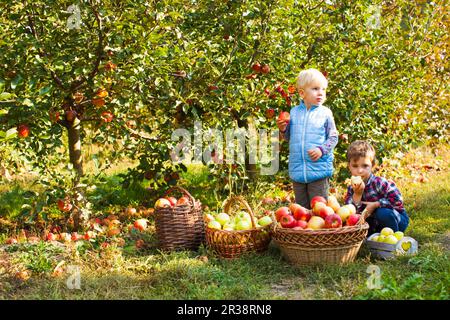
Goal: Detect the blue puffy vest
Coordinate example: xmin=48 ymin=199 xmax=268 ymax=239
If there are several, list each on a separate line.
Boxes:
xmin=286 ymin=101 xmax=334 ymax=183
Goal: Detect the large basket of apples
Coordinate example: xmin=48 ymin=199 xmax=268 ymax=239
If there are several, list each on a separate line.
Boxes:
xmin=271 ymin=195 xmax=369 ymax=266
xmin=205 ymin=196 xmax=273 ymax=259
xmin=154 ymin=186 xmax=205 ymax=251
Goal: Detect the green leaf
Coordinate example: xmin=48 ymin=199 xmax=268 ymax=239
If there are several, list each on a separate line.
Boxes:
xmin=0 ymin=92 xmax=14 ymax=101
xmin=11 ymin=74 xmax=23 ymax=90
xmin=39 ymin=86 xmax=51 ymax=95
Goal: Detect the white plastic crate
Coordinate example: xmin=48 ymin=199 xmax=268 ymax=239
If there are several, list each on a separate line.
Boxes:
xmin=365 ymin=233 xmax=418 ymax=259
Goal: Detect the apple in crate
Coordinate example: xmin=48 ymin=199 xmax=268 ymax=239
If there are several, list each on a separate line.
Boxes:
xmin=324 ymin=214 xmax=342 ymax=229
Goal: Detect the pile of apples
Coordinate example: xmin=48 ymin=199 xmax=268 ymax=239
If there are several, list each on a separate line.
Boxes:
xmin=154 ymin=196 xmax=190 ymax=209
xmin=369 ymin=227 xmax=405 ymax=245
xmin=205 ymin=211 xmax=273 ymax=231
xmin=274 ymin=195 xmax=360 ymax=230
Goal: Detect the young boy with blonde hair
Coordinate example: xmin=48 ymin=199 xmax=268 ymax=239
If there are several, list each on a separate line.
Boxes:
xmin=344 ymin=140 xmax=410 ymax=235
xmin=277 ymin=68 xmax=338 ymax=208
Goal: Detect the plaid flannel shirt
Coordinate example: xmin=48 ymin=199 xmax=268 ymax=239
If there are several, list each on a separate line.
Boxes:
xmin=344 ymin=173 xmax=405 ymax=214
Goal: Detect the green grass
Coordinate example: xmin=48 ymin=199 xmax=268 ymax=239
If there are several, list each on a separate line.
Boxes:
xmin=0 ymin=146 xmax=449 ymax=300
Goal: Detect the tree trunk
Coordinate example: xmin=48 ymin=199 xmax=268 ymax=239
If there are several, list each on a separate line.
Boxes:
xmin=67 ymin=117 xmax=85 ymax=230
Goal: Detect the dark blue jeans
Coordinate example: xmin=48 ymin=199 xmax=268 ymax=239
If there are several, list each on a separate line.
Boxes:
xmin=366 ymin=207 xmax=409 ymax=236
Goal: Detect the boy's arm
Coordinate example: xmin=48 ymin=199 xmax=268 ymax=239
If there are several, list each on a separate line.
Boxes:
xmin=377 ymin=179 xmax=405 ymax=212
xmin=318 ymin=113 xmax=338 ymax=156
xmin=344 ymin=185 xmax=363 ymax=211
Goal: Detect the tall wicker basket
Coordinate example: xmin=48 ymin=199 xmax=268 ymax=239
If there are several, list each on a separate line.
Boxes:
xmin=154 ymin=186 xmax=205 ymax=251
xmin=272 ymin=210 xmax=370 ymax=265
xmin=205 ymin=196 xmax=272 ymax=259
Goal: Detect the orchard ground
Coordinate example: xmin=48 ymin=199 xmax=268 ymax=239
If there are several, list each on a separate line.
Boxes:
xmin=0 ymin=143 xmax=449 ymax=300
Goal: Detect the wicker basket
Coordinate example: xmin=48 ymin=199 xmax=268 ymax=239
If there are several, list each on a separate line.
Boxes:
xmin=205 ymin=196 xmax=272 ymax=259
xmin=154 ymin=186 xmax=205 ymax=251
xmin=272 ymin=210 xmax=370 ymax=265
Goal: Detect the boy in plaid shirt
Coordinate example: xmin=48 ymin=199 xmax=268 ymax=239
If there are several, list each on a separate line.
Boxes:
xmin=344 ymin=140 xmax=409 ymax=235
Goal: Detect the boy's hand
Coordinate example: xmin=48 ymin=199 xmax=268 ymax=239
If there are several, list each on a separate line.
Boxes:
xmin=276 ymin=118 xmax=288 ymax=132
xmin=353 ymin=180 xmax=365 ymax=195
xmin=307 ymin=148 xmax=322 ymax=161
xmin=361 ymin=201 xmax=380 ymax=215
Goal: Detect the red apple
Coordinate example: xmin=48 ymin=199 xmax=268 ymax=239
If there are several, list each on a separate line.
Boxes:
xmin=57 ymin=199 xmax=72 ymax=212
xmin=310 ymin=196 xmax=327 ymax=209
xmin=261 ymin=64 xmax=270 ymax=74
xmin=324 ymin=214 xmax=343 ymax=229
xmin=46 ymin=233 xmax=58 ymax=241
xmin=307 ymin=216 xmax=325 ymax=230
xmin=292 ymin=206 xmax=311 ymax=221
xmin=101 ymin=111 xmax=114 ymax=123
xmin=346 ymin=214 xmax=361 ymax=226
xmin=251 ymin=62 xmax=262 ymax=73
xmin=318 ymin=206 xmax=335 ymax=220
xmin=5 ymin=237 xmax=18 ymax=245
xmin=125 ymin=207 xmax=137 ymax=216
xmin=278 ymin=111 xmax=290 ymax=124
xmin=280 ymin=214 xmax=296 ymax=228
xmin=17 ymin=124 xmax=30 ymax=138
xmin=176 ymin=196 xmax=190 ymax=206
xmin=288 ymin=203 xmax=302 ymax=214
xmin=165 ymin=196 xmax=177 ymax=207
xmin=265 ymin=108 xmax=275 ymax=119
xmin=275 ymin=207 xmax=291 ymax=222
xmin=294 ymin=220 xmax=308 ymax=229
xmin=134 ymin=219 xmax=148 ymax=231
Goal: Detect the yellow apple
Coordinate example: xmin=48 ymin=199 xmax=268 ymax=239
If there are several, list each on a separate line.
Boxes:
xmin=307 ymin=216 xmax=325 ymax=230
xmin=216 ymin=212 xmax=231 ymax=226
xmin=208 ymin=220 xmax=222 ymax=230
xmin=377 ymin=235 xmax=386 ymax=242
xmin=327 ymin=195 xmax=341 ymax=212
xmin=384 ymin=235 xmax=398 ymax=244
xmin=343 ymin=204 xmax=356 ymax=215
xmin=380 ymin=227 xmax=394 ymax=237
xmin=394 ymin=231 xmax=404 ymax=241
xmin=337 ymin=206 xmax=351 ymax=222
xmin=235 ymin=219 xmax=252 ymax=230
xmin=371 ymin=235 xmax=380 ymax=242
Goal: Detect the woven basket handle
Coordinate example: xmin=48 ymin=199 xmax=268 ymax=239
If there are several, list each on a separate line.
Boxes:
xmin=223 ymin=195 xmax=257 ymax=229
xmin=357 ymin=209 xmax=370 ymax=225
xmin=164 ymin=186 xmax=195 ymax=206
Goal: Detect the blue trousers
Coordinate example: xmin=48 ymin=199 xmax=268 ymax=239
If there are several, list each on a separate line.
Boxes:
xmin=366 ymin=207 xmax=409 ymax=235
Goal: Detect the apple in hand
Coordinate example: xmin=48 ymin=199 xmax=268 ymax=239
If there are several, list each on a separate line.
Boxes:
xmin=278 ymin=111 xmax=290 ymax=124
xmin=280 ymin=214 xmax=296 ymax=228
xmin=310 ymin=196 xmax=327 ymax=209
xmin=346 ymin=214 xmax=361 ymax=226
xmin=324 ymin=214 xmax=342 ymax=229
xmin=275 ymin=207 xmax=291 ymax=222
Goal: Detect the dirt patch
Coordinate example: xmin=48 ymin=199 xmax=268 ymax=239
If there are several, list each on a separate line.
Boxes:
xmin=436 ymin=231 xmax=450 ymax=252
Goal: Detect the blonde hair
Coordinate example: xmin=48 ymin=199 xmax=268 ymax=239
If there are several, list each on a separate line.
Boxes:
xmin=296 ymin=68 xmax=328 ymax=90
